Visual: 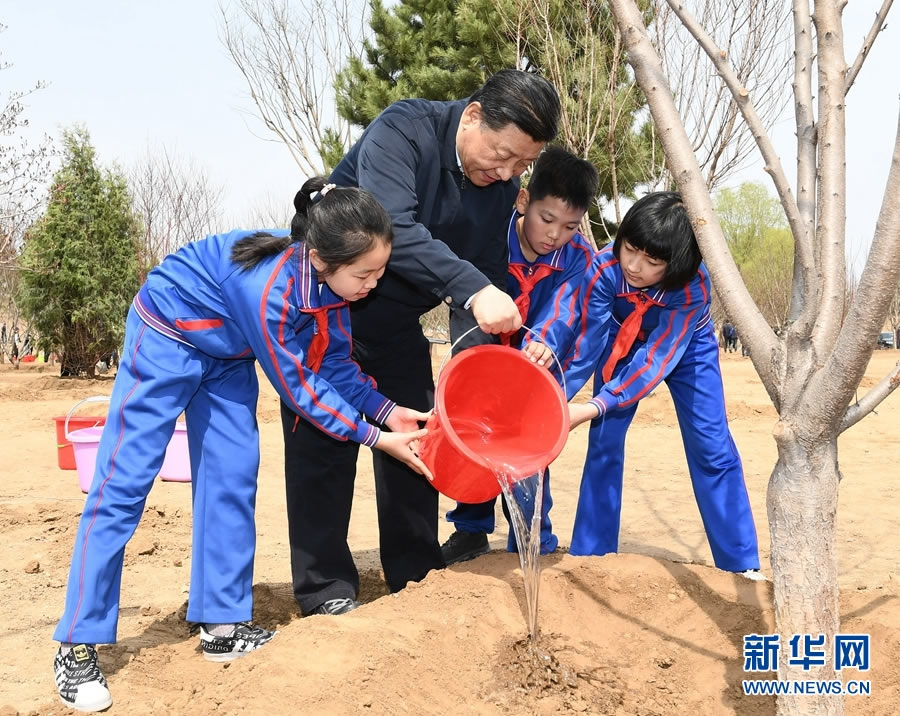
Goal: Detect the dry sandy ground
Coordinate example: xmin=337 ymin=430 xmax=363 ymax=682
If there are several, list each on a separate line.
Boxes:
xmin=1 ymin=349 xmax=899 ymax=715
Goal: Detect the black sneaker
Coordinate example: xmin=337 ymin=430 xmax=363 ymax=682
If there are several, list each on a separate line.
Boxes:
xmin=54 ymin=644 xmax=112 ymax=712
xmin=309 ymin=598 xmax=361 ymax=616
xmin=441 ymin=530 xmax=490 ymax=565
xmin=199 ymin=622 xmax=277 ymax=663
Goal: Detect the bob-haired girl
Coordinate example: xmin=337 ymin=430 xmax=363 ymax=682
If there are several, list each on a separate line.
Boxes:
xmin=566 ymin=192 xmax=760 ymax=576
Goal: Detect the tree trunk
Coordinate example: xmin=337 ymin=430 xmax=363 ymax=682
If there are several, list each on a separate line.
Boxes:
xmin=768 ymin=423 xmax=842 ymax=715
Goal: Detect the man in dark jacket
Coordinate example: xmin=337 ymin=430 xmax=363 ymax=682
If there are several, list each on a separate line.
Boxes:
xmin=281 ymin=69 xmax=561 ymax=616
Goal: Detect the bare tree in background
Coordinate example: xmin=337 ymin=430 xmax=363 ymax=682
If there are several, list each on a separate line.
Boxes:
xmin=0 ymin=41 xmax=54 ymax=264
xmin=219 ymin=0 xmax=368 ymax=176
xmin=609 ymin=1 xmax=899 ymax=713
xmin=129 ymin=148 xmax=224 ymax=276
xmin=651 ymin=0 xmax=792 ymax=191
xmin=494 ymin=0 xmax=654 ymax=242
xmin=0 ymin=27 xmax=54 ymax=361
xmin=240 ymin=192 xmax=293 ymax=233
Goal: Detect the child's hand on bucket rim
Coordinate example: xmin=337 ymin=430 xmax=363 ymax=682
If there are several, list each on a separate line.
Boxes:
xmin=385 ymin=406 xmax=433 ymax=433
xmin=522 ymin=340 xmax=554 ymax=368
xmin=374 ymin=428 xmax=433 ymax=481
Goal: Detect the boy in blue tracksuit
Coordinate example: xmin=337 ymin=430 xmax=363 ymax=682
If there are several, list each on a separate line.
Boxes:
xmin=566 ymin=192 xmax=760 ymax=575
xmin=441 ymin=147 xmax=598 ymax=564
xmin=52 ymin=179 xmax=432 ymax=713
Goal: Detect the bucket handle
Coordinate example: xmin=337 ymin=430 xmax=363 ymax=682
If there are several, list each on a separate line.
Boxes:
xmin=64 ymin=395 xmax=110 ymax=441
xmin=437 ymin=325 xmax=567 ymax=399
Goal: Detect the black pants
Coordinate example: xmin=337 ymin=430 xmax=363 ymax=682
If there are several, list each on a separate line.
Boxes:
xmin=281 ymin=326 xmax=444 ymax=613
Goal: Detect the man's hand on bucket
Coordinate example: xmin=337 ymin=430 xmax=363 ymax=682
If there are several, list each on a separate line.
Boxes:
xmin=471 ymin=285 xmax=522 ymax=334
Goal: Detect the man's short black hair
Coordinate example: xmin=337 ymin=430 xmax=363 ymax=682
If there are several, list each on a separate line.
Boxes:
xmin=527 ymin=147 xmax=599 ymax=211
xmin=613 ymin=192 xmax=702 ymax=290
xmin=469 ymin=69 xmax=561 ymax=143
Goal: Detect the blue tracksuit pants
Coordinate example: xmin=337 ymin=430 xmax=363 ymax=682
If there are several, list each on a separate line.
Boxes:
xmin=445 ymin=469 xmax=558 ymax=554
xmin=54 ymin=308 xmax=261 ymax=644
xmin=572 ymin=325 xmax=759 ymax=571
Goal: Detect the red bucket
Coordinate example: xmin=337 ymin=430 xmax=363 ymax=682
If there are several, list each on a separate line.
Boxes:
xmin=53 ymin=414 xmax=106 ymax=470
xmin=420 ymin=344 xmax=568 ymax=503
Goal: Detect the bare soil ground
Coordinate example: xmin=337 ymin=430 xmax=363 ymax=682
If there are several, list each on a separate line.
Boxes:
xmin=1 ymin=349 xmax=898 ymax=715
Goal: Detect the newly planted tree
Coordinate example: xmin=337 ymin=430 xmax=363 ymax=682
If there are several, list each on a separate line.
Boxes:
xmin=609 ymin=1 xmax=900 ymax=713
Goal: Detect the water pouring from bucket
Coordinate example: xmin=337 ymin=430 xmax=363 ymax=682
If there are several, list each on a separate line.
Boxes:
xmin=420 ymin=327 xmax=568 ymax=641
xmin=420 ymin=331 xmax=568 ymax=503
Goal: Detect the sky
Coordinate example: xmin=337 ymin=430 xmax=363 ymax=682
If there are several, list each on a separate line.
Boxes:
xmin=2 ymin=1 xmax=302 ymax=228
xmin=3 ymin=1 xmax=899 ymax=271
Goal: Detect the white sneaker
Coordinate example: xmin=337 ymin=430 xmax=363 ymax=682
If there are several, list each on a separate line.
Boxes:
xmin=54 ymin=644 xmax=112 ymax=712
xmin=740 ymin=569 xmax=769 ymax=582
xmin=199 ymin=621 xmax=277 ymax=662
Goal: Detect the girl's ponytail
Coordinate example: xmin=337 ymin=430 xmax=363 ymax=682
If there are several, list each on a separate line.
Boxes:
xmin=231 ymin=176 xmax=330 ymax=270
xmin=290 ymin=176 xmax=328 ymax=242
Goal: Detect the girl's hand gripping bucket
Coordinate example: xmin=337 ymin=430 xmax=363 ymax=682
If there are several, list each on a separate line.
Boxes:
xmin=420 ymin=329 xmax=569 ymax=503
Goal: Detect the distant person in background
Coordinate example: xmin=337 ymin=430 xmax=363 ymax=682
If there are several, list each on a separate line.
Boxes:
xmin=722 ymin=321 xmax=738 ymax=352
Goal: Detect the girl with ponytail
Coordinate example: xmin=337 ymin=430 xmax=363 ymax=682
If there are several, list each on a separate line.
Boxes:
xmin=52 ymin=177 xmax=430 ymax=712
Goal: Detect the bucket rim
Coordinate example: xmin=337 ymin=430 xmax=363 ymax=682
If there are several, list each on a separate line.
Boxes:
xmin=67 ymin=426 xmax=105 ymax=443
xmin=433 ymin=344 xmax=568 ymax=477
xmin=65 ymin=396 xmax=110 ymax=440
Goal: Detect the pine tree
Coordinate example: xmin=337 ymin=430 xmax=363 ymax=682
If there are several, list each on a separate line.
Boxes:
xmin=335 ymin=0 xmax=514 ymax=127
xmin=334 ymin=0 xmax=658 ymax=240
xmin=18 ymin=127 xmax=141 ymax=377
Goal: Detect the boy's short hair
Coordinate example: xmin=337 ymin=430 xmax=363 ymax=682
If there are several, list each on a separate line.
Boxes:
xmin=527 ymin=147 xmax=599 ymax=212
xmin=613 ymin=192 xmax=702 ymax=290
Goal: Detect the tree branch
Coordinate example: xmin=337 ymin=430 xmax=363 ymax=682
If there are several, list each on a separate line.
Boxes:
xmin=609 ymin=0 xmax=783 ymax=407
xmin=809 ymin=2 xmax=848 ymax=360
xmin=665 ymin=0 xmax=813 ymax=284
xmin=788 ymin=0 xmax=818 ymax=328
xmin=804 ymin=107 xmax=900 ymax=434
xmin=845 ymin=0 xmax=894 ymax=93
xmin=840 ymin=361 xmax=900 ymax=432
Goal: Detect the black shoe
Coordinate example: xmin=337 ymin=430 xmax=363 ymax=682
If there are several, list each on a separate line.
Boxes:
xmin=309 ymin=597 xmax=361 ymax=616
xmin=199 ymin=622 xmax=277 ymax=663
xmin=54 ymin=644 xmax=112 ymax=712
xmin=441 ymin=530 xmax=490 ymax=565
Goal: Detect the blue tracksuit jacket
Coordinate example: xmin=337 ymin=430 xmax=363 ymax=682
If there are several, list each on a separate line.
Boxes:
xmin=563 ymin=246 xmax=759 ymax=570
xmin=505 ymin=212 xmax=596 ymax=362
xmin=55 ymin=231 xmax=393 ymax=644
xmin=135 ymin=231 xmax=393 ymax=443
